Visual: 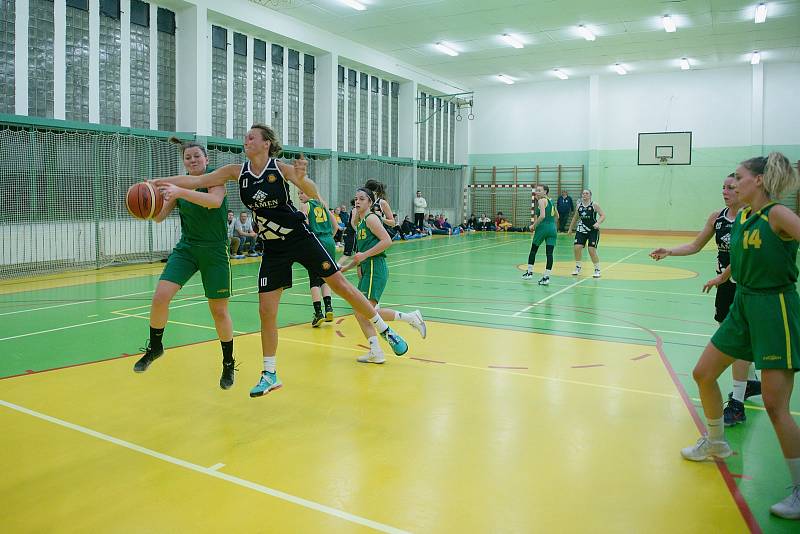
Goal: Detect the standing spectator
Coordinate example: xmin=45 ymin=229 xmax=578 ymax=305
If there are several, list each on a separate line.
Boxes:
xmin=557 ymin=189 xmax=575 ymax=233
xmin=235 ymin=211 xmax=259 ymax=256
xmin=413 ymin=191 xmax=427 ymax=230
xmin=227 ymin=210 xmax=244 ymax=259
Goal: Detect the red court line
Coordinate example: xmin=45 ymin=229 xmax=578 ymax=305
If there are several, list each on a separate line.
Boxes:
xmin=0 ymin=353 xmax=133 ymax=381
xmin=335 ymin=330 xmax=345 ymax=338
xmin=336 ymin=318 xmax=345 ymax=324
xmin=571 ymin=364 xmax=604 ymax=369
xmin=642 ymin=324 xmax=761 ymax=533
xmin=631 ymin=354 xmax=651 ymax=361
xmin=357 ymin=344 xmax=370 ymax=350
xmin=410 ymin=357 xmax=446 ymax=364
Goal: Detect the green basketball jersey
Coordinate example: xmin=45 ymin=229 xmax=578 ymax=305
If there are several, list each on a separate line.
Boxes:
xmin=730 ymin=202 xmax=798 ymax=293
xmin=356 ymin=213 xmax=385 ymax=257
xmin=306 ymin=199 xmax=333 ymax=237
xmin=535 ymin=198 xmax=557 ymax=227
xmin=176 ymin=188 xmax=229 ymax=246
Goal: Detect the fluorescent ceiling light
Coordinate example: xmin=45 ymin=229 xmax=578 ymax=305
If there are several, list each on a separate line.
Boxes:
xmin=577 ymin=25 xmax=596 ymax=41
xmin=435 ymin=42 xmax=458 ymax=56
xmin=341 ymin=0 xmax=366 ymax=11
xmin=680 ymin=58 xmax=690 ymax=70
xmin=500 ymin=34 xmax=524 ymax=49
xmin=496 ymin=74 xmax=514 ymax=85
xmin=553 ymin=69 xmax=569 ymax=80
xmin=751 ymin=50 xmax=761 ymax=64
xmin=662 ymin=15 xmax=677 ymax=33
xmin=755 ymin=3 xmax=767 ymax=23
xmin=613 ymin=63 xmax=627 ymax=75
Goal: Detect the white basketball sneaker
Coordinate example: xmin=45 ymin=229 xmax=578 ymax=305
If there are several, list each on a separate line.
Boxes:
xmin=407 ymin=310 xmax=427 ymax=339
xmin=593 ymin=268 xmax=601 ymax=278
xmin=357 ymin=350 xmax=386 ymax=364
xmin=572 ymin=265 xmax=581 ymax=276
xmin=680 ymin=436 xmax=732 ymax=461
xmin=770 ymin=485 xmax=800 ymax=519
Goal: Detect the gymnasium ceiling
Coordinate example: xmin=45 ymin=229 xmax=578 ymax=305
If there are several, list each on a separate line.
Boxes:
xmin=255 ymin=0 xmax=800 ymax=89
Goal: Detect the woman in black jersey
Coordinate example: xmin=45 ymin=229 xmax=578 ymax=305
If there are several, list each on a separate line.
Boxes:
xmin=155 ymin=124 xmax=408 ymax=398
xmin=567 ymin=189 xmax=605 ymax=278
xmin=363 ymin=179 xmax=396 ymax=228
xmin=649 ymin=174 xmax=760 ymax=425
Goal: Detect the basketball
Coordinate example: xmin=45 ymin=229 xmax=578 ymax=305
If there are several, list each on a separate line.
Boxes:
xmin=125 ymin=182 xmax=164 ymax=220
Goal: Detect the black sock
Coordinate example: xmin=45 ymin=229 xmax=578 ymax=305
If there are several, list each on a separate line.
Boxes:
xmin=149 ymin=327 xmax=164 ymax=350
xmin=313 ymin=301 xmax=322 ymax=314
xmin=323 ymin=296 xmax=332 ymax=309
xmin=221 ymin=340 xmax=234 ymax=363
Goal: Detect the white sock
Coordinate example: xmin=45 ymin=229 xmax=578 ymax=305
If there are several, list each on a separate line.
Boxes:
xmin=368 ymin=336 xmax=382 ymax=354
xmin=263 ymin=356 xmax=276 ymax=374
xmin=786 ymin=458 xmax=800 ymax=486
xmin=527 ymin=264 xmax=533 ymax=273
xmin=543 ymin=269 xmax=551 ymax=277
xmin=732 ymin=380 xmax=747 ymax=403
xmin=594 ymin=263 xmax=600 ymax=270
xmin=707 ymin=417 xmax=724 ymax=441
xmin=395 ymin=311 xmax=412 ymax=323
xmin=370 ymin=314 xmax=388 ymax=333
xmin=747 ymin=364 xmax=758 ymax=381
xmin=575 ymin=262 xmax=581 ymax=269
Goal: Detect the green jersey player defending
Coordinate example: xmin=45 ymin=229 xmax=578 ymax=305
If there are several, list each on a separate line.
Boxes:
xmin=298 ymin=189 xmax=338 ymax=326
xmin=341 ymin=187 xmax=426 ymax=364
xmin=134 ymin=138 xmax=237 ymax=390
xmin=682 ymin=152 xmax=800 ymax=520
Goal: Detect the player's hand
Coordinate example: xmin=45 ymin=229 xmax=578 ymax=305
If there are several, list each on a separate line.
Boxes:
xmin=593 ymin=223 xmax=600 ymax=229
xmin=157 ymin=183 xmax=183 ymax=201
xmin=529 ymin=224 xmax=535 ymax=232
xmin=702 ymin=275 xmax=723 ymax=293
xmin=649 ymin=248 xmax=670 ymax=261
xmin=295 ymin=153 xmax=308 ymax=177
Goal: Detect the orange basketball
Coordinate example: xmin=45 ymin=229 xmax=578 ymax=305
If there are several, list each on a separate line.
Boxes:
xmin=125 ymin=182 xmax=164 ymax=220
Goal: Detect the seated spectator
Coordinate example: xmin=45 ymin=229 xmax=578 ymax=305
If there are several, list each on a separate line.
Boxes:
xmin=400 ymin=215 xmax=416 ymax=237
xmin=227 ymin=210 xmax=243 ymax=258
xmin=467 ymin=213 xmax=477 ymax=229
xmin=477 ymin=213 xmax=493 ymax=231
xmin=332 ymin=207 xmax=344 ymax=246
xmin=235 ymin=211 xmax=259 ymax=256
xmin=495 ymin=211 xmax=512 ymax=232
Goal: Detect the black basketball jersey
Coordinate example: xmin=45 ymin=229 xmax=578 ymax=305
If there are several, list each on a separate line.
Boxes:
xmin=238 ymin=159 xmax=308 ymax=241
xmin=714 ymin=206 xmax=735 ymax=273
xmin=577 ymin=202 xmax=597 ymax=233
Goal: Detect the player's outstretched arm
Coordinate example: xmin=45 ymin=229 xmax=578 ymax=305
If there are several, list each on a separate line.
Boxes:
xmin=650 ymin=209 xmax=719 ymax=260
xmin=153 ymin=164 xmax=240 ymax=190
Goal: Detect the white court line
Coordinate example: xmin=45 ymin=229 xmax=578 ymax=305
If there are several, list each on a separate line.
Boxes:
xmin=208 ymin=463 xmax=225 ymax=471
xmin=0 ymin=399 xmax=410 ymax=534
xmin=399 ymin=303 xmax=712 ymax=338
xmin=391 ymin=272 xmax=714 ymax=299
xmin=512 ymin=250 xmax=641 ymax=318
xmin=0 ymin=316 xmax=131 ymax=342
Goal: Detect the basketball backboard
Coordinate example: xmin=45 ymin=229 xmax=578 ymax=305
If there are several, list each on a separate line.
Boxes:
xmin=638 ymin=132 xmax=692 ymax=165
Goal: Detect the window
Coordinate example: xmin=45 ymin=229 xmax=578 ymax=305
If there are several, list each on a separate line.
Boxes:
xmin=156 ymin=8 xmax=176 ymax=131
xmin=99 ymin=0 xmax=121 ymax=124
xmin=253 ymin=39 xmax=267 ymax=124
xmin=359 ymin=72 xmax=368 ymax=154
xmin=211 ymin=26 xmax=227 ymax=137
xmin=232 ymin=33 xmax=247 ymax=139
xmin=65 ymin=0 xmax=90 ymax=122
xmin=0 ymin=0 xmax=14 ymax=113
xmin=271 ymin=44 xmax=284 ymax=141
xmin=381 ymin=80 xmax=389 ymax=156
xmin=391 ymin=82 xmax=399 ymax=157
xmin=370 ymin=76 xmax=378 ymax=154
xmin=303 ymin=54 xmax=314 ymax=147
xmin=287 ymin=49 xmax=299 ymax=145
xmin=347 ymin=69 xmax=357 ymax=153
xmin=129 ymin=0 xmax=150 ymax=129
xmin=28 ymin=0 xmax=55 ymax=118
xmin=337 ymin=65 xmax=345 ymax=152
